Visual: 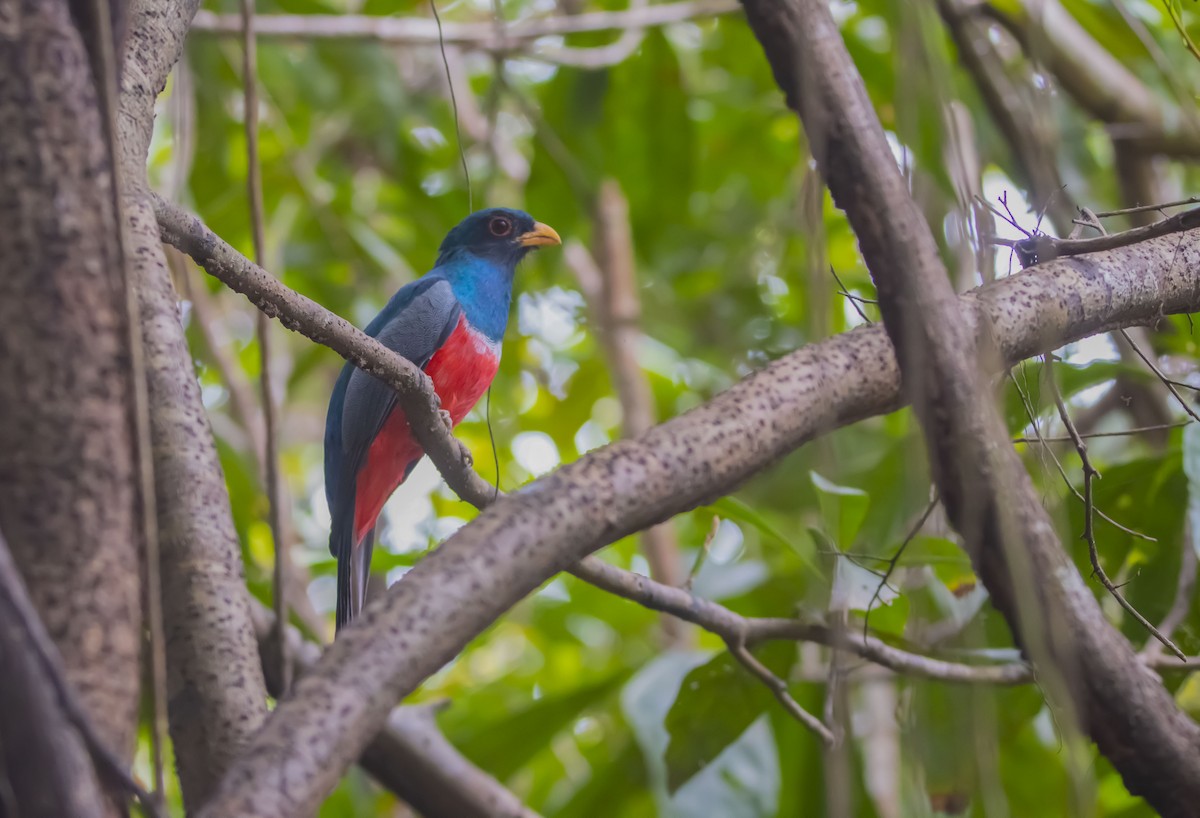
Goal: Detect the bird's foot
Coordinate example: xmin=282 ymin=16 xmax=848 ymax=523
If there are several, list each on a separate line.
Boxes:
xmin=457 ymin=440 xmax=474 ymax=468
xmin=439 ymin=409 xmax=453 ymax=430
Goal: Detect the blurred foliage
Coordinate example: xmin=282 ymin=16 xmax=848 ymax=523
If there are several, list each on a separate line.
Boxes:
xmin=143 ymin=0 xmax=1200 ymax=814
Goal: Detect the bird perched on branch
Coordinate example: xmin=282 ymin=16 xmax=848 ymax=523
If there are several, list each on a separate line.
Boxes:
xmin=324 ymin=208 xmax=560 ymax=631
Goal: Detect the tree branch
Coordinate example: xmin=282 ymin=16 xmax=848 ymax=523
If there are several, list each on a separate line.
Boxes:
xmin=740 ymin=0 xmax=1200 ymax=813
xmin=177 ymin=196 xmax=1200 ymax=814
xmin=189 ymin=0 xmax=739 ymax=56
xmin=118 ymin=0 xmax=270 ymax=807
xmin=569 ymin=558 xmax=1030 ymax=685
xmin=249 ymin=602 xmax=540 ymax=818
xmin=154 ymin=195 xmax=496 ymax=508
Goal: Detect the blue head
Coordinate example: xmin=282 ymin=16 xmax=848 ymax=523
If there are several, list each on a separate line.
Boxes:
xmin=433 ymin=207 xmax=560 ymax=341
xmin=436 ymin=208 xmax=560 ymax=268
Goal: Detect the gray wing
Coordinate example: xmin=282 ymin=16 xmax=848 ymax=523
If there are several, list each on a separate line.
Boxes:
xmin=339 ymin=277 xmax=462 ymax=477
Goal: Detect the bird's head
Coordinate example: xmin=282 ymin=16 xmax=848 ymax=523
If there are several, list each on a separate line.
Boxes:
xmin=436 ymin=207 xmax=561 ymax=270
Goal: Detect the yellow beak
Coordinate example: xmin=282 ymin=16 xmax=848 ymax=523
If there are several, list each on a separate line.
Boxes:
xmin=517 ymin=222 xmax=562 ymax=248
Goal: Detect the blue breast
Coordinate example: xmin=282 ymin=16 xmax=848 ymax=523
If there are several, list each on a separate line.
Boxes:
xmin=435 ymin=250 xmax=516 ymax=343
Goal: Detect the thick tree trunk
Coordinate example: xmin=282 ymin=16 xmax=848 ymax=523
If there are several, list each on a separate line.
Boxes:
xmin=0 ymin=0 xmax=140 ymax=787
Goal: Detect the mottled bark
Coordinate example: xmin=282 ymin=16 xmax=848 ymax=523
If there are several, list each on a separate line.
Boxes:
xmin=0 ymin=0 xmax=140 ymax=776
xmin=189 ymin=204 xmax=1200 ymax=814
xmin=249 ymin=602 xmax=540 ymax=818
xmin=117 ymin=0 xmax=269 ymax=806
xmin=740 ymin=0 xmax=1200 ymax=814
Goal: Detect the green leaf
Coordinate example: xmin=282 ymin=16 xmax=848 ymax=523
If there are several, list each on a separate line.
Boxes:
xmin=444 ymin=670 xmax=629 ymax=781
xmin=811 ymin=470 xmax=870 ymax=547
xmin=663 ymin=642 xmax=794 ymax=793
xmin=704 ymin=495 xmax=821 ymax=575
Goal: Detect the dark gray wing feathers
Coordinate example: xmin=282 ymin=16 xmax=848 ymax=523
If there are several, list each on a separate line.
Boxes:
xmin=338 ymin=278 xmax=462 ymax=484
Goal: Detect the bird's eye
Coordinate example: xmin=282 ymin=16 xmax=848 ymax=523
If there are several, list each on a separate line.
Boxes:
xmin=488 ymin=216 xmax=513 ymax=237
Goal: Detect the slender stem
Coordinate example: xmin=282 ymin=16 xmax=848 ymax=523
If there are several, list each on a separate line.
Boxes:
xmin=240 ymin=0 xmax=292 ymax=692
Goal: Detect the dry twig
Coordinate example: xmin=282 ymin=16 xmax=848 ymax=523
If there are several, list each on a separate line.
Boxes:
xmin=1119 ymin=328 xmax=1200 ymax=423
xmin=240 ymin=0 xmax=293 ymax=697
xmin=1044 ymin=360 xmax=1185 ymax=660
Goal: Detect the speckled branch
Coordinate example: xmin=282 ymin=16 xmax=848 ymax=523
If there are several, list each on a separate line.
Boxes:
xmin=248 ymin=602 xmax=540 ymax=818
xmin=153 ymin=196 xmax=497 ymax=509
xmin=117 ymin=0 xmax=269 ymax=808
xmin=740 ymin=0 xmax=1200 ymax=813
xmin=192 ymin=211 xmax=1200 ymax=814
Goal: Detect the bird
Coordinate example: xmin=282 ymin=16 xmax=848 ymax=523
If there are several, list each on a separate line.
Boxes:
xmin=324 ymin=207 xmax=561 ymax=631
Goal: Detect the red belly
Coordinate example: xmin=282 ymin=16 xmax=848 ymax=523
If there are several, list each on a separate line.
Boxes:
xmin=352 ymin=317 xmax=500 ymax=542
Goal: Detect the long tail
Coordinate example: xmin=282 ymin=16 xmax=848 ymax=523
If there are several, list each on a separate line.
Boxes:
xmin=335 ymin=527 xmax=375 ymax=632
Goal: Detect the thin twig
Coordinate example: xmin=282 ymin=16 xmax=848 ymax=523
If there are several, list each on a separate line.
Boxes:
xmin=727 ymin=638 xmax=835 ymax=745
xmin=1163 ymin=0 xmax=1200 ymax=65
xmin=189 ymin=0 xmax=740 ymax=53
xmin=830 ymin=266 xmax=874 ymax=323
xmin=1045 ymin=361 xmax=1186 ymax=660
xmin=1011 ymin=370 xmax=1156 ymax=542
xmin=863 ymin=495 xmax=938 ymax=641
xmin=1013 ymin=421 xmax=1190 ymax=444
xmin=1119 ymin=328 xmax=1200 ymax=423
xmin=683 ymin=515 xmax=720 ymax=592
xmin=995 ymin=205 xmax=1200 ymax=264
xmin=1093 ymin=196 xmax=1200 ymax=219
xmin=975 ymin=191 xmax=1032 ymax=237
xmin=241 ymin=0 xmax=292 ymax=693
xmin=431 ymin=0 xmax=473 ymax=212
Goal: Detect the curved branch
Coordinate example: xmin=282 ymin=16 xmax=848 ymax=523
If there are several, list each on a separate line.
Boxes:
xmin=249 ymin=602 xmax=540 ymax=818
xmin=176 ymin=198 xmax=1200 ymax=814
xmin=741 ymin=0 xmax=1200 ymax=814
xmin=154 ymin=196 xmax=496 ymax=508
xmin=570 ymin=558 xmax=1031 ymax=685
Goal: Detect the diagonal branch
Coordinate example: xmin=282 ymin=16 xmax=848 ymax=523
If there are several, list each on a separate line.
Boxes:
xmin=178 ymin=198 xmax=1200 ymax=814
xmin=248 ymin=602 xmax=540 ymax=818
xmin=739 ymin=1 xmax=1200 ymax=814
xmin=154 ymin=195 xmax=494 ymax=508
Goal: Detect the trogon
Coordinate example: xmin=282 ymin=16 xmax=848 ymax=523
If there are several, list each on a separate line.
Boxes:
xmin=324 ymin=208 xmax=560 ymax=631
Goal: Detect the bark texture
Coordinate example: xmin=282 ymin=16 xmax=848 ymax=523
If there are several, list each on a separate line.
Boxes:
xmin=249 ymin=602 xmax=541 ymax=818
xmin=117 ymin=0 xmax=269 ymax=806
xmin=740 ymin=0 xmax=1200 ymax=814
xmin=0 ymin=0 xmax=140 ymax=769
xmin=190 ymin=207 xmax=1200 ymax=815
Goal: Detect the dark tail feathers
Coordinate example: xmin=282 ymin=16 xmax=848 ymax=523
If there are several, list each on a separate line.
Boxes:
xmin=335 ymin=527 xmax=375 ymax=632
